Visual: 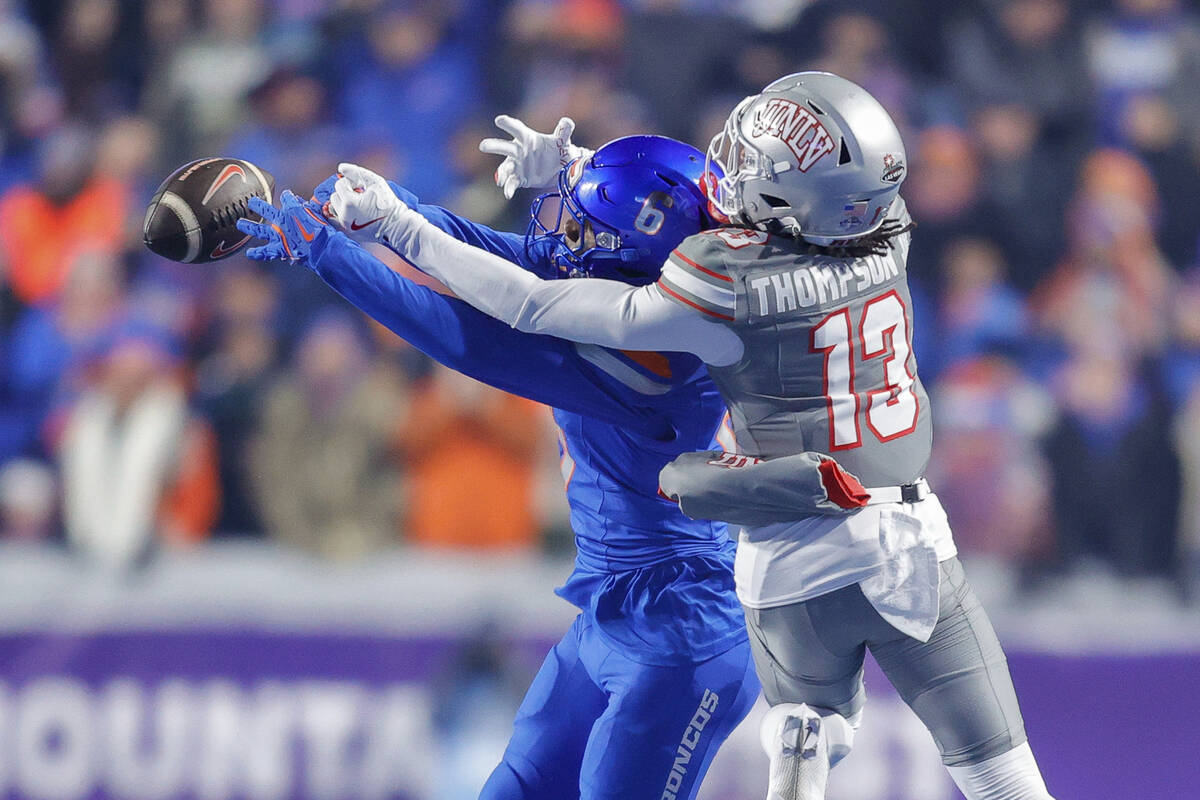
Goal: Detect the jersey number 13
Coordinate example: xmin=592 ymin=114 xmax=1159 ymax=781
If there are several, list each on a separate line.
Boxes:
xmin=809 ymin=290 xmax=919 ymax=450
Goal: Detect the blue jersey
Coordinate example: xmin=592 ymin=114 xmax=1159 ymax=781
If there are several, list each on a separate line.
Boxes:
xmin=306 ymin=186 xmax=745 ymax=665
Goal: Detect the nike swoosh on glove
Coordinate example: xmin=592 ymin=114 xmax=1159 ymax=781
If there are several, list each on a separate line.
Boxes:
xmin=325 ymin=162 xmax=427 ymax=248
xmin=237 ymin=190 xmax=332 ymax=262
xmin=479 ymin=115 xmax=592 ymax=199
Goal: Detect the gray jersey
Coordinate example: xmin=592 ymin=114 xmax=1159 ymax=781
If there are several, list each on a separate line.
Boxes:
xmin=655 ymin=198 xmax=930 ymax=487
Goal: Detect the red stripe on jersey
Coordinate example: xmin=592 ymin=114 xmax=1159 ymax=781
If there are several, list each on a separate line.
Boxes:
xmin=671 ymin=250 xmax=733 ymax=282
xmin=656 ymin=280 xmax=735 ymax=321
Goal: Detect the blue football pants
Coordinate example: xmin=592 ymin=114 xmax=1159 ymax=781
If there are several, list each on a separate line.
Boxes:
xmin=479 ymin=614 xmax=759 ymax=800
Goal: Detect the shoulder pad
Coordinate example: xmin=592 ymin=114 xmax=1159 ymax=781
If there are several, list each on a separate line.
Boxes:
xmin=655 ymin=230 xmax=763 ymax=321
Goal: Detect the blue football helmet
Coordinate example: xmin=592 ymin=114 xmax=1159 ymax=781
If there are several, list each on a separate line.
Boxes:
xmin=526 ymin=135 xmax=722 ymax=284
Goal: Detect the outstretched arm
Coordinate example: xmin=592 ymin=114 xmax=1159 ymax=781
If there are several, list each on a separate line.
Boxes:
xmin=327 ymin=165 xmax=746 ymax=366
xmin=303 ymin=227 xmax=673 ymax=439
xmin=313 ymin=174 xmax=543 ymax=274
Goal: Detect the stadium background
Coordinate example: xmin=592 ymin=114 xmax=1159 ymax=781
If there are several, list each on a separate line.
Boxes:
xmin=0 ymin=0 xmax=1198 ymax=798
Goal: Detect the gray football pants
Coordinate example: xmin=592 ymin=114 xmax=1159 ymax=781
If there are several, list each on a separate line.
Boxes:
xmin=743 ymin=557 xmax=1026 ymax=767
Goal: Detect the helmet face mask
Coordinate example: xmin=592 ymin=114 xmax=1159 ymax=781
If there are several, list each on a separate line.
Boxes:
xmin=528 ymin=180 xmax=627 ymax=279
xmin=705 ymin=72 xmax=907 ymax=246
xmin=706 ymin=95 xmax=767 ymax=225
xmin=525 ymin=136 xmax=716 ymax=285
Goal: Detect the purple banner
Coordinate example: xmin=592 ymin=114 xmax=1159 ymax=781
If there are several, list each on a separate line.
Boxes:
xmin=1004 ymin=651 xmax=1200 ymax=800
xmin=0 ymin=630 xmax=1195 ymax=800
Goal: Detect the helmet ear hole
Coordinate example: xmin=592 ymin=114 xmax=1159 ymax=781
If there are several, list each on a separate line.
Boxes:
xmin=760 ymin=193 xmax=790 ymax=209
xmin=837 ymin=138 xmax=853 ymax=166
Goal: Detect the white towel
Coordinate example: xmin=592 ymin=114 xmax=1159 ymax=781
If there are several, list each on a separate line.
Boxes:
xmin=858 ymin=507 xmax=941 ymax=642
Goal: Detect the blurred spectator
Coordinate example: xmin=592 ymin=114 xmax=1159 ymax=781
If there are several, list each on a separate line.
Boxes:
xmin=1034 ymin=149 xmax=1175 ymax=360
xmin=94 ymin=114 xmax=161 ymax=195
xmin=132 ymin=0 xmax=196 ymax=160
xmin=936 ymin=237 xmax=1030 ymax=372
xmin=0 ymin=457 xmax=56 ymax=541
xmin=949 ymin=0 xmax=1091 ymax=138
xmin=945 ymin=0 xmax=1092 ymax=284
xmin=1166 ymin=273 xmax=1200 ymax=582
xmin=903 ymin=126 xmax=1003 ymax=289
xmin=0 ymin=0 xmax=44 ymax=162
xmin=1041 ymin=348 xmax=1181 ymax=579
xmin=968 ymin=102 xmax=1076 ymax=286
xmin=928 ymin=354 xmax=1055 ymax=563
xmin=445 ymin=118 xmax=530 ymax=231
xmin=0 ymin=246 xmax=123 ymax=462
xmin=226 ymin=66 xmax=346 ymax=196
xmin=1162 ymin=271 xmax=1200 ymax=408
xmin=59 ymin=324 xmax=218 ymax=570
xmin=251 ymin=312 xmax=408 ymax=559
xmin=493 ymin=0 xmax=655 ymax=148
xmin=148 ymin=0 xmax=269 ymax=160
xmin=332 ymin=1 xmax=481 ymax=203
xmin=1086 ymin=0 xmax=1200 ymax=147
xmin=401 ymin=365 xmax=544 ymax=551
xmin=810 ymin=11 xmax=916 ymax=130
xmin=0 ymin=124 xmax=128 ymax=306
xmin=618 ymin=0 xmax=738 ymax=140
xmin=1116 ymin=92 xmax=1200 ymax=267
xmin=195 ymin=264 xmax=282 ymax=536
xmin=50 ymin=0 xmax=136 ymax=120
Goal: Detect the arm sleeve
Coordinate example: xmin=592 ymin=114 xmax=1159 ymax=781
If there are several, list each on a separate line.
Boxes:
xmin=387 ymin=219 xmax=746 ymax=366
xmin=387 ymin=181 xmax=539 ymax=274
xmin=305 ymin=229 xmax=672 ymax=438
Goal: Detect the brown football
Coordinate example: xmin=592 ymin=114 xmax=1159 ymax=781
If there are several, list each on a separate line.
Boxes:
xmin=143 ymin=157 xmax=274 ymax=263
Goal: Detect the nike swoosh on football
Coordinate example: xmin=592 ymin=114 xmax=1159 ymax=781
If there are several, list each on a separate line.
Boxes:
xmin=350 ymin=215 xmax=387 ymax=231
xmin=210 ymin=233 xmax=252 ymax=259
xmin=201 ymin=163 xmax=247 ymax=206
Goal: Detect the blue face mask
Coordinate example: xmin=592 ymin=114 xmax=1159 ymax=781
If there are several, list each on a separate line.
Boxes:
xmin=527 ymin=175 xmax=643 ymax=281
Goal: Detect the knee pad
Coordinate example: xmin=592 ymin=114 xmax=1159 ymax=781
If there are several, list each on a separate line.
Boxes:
xmin=759 ymin=703 xmax=856 ymax=767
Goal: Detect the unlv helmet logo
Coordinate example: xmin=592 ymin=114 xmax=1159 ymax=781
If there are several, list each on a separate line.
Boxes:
xmin=750 ymin=98 xmax=836 ymax=172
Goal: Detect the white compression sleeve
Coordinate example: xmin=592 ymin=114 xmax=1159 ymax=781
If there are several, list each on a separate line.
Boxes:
xmin=945 ymin=743 xmax=1055 ymax=800
xmin=514 ymin=279 xmax=744 ymax=367
xmin=390 ymin=218 xmax=745 ymax=367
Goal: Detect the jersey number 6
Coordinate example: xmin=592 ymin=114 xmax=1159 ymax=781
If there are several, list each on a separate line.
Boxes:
xmin=810 ymin=290 xmax=919 ymax=451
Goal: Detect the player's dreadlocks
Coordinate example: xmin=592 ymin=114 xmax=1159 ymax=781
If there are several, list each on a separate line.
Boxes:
xmin=760 ymin=216 xmax=917 ymax=259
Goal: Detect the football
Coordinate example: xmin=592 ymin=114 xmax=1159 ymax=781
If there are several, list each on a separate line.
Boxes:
xmin=142 ymin=157 xmax=274 ymax=263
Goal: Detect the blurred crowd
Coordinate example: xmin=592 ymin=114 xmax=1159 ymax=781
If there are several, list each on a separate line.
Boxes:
xmin=0 ymin=0 xmax=1198 ymax=598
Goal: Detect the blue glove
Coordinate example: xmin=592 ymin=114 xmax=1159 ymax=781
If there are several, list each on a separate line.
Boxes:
xmin=236 ymin=190 xmax=332 ymax=262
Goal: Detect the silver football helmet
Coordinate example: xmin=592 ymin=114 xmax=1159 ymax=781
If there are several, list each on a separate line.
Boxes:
xmin=706 ymin=72 xmax=907 ymax=245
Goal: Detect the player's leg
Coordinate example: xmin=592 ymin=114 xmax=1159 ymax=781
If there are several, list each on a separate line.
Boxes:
xmin=577 ymin=635 xmax=759 ymax=800
xmin=866 ymin=557 xmax=1054 ymax=800
xmin=478 ymin=616 xmax=608 ymax=800
xmin=742 ymin=593 xmax=872 ymax=800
